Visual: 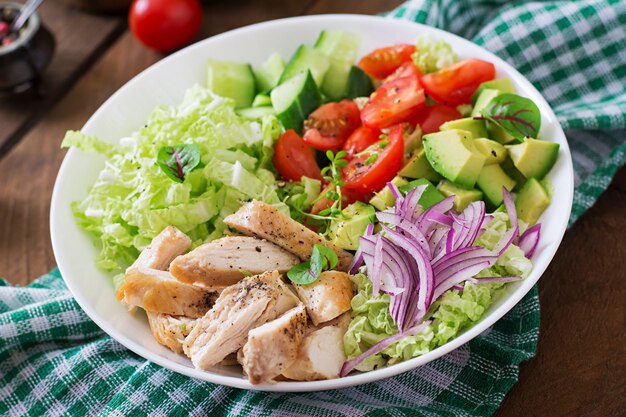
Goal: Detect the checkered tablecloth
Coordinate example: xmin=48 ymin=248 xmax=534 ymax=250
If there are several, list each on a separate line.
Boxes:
xmin=1 ymin=0 xmax=625 ymax=415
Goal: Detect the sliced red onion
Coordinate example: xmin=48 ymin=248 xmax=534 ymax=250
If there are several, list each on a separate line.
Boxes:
xmin=451 ymin=284 xmax=464 ymax=291
xmin=350 ymin=223 xmax=375 ymax=274
xmin=387 ymin=181 xmax=402 ymax=201
xmin=340 ymin=320 xmax=432 ymax=377
xmin=432 ymin=260 xmax=494 ymax=301
xmin=468 ymin=276 xmax=523 ymax=284
xmin=371 ymin=235 xmax=384 ymax=296
xmin=382 ymin=225 xmax=434 ymax=327
xmin=518 ymin=223 xmax=541 ymax=259
xmin=502 ymin=187 xmax=517 ymax=231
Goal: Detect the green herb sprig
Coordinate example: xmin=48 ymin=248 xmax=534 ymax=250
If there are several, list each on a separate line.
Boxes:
xmin=287 ymin=244 xmax=339 ymax=285
xmin=316 ymin=150 xmax=348 ymax=218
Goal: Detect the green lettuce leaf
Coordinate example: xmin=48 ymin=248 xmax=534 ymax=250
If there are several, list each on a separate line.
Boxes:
xmin=65 ymin=85 xmax=284 ymax=274
xmin=412 ymin=35 xmax=458 ymax=74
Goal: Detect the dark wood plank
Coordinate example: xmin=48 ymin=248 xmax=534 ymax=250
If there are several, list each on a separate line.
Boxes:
xmin=305 ymin=0 xmax=403 ymax=14
xmin=0 ymin=2 xmax=125 ymax=158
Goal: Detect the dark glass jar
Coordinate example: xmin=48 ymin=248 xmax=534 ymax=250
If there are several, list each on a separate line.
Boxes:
xmin=0 ymin=2 xmax=55 ymax=97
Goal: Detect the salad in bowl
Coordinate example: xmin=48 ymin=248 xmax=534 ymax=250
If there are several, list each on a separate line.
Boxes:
xmin=53 ymin=15 xmax=572 ymax=390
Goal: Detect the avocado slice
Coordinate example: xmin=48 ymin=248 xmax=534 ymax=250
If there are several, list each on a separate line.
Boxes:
xmin=515 ymin=178 xmax=550 ymax=225
xmin=437 ymin=180 xmax=483 ymax=212
xmin=328 ymin=202 xmax=375 ymax=250
xmin=423 ymin=129 xmax=487 ymax=189
xmin=506 ymin=138 xmax=560 ymax=179
xmin=398 ymin=147 xmax=442 ymax=182
xmin=476 ymin=164 xmax=517 ymax=208
xmin=500 ymin=156 xmax=527 ymax=191
xmin=471 ymin=88 xmax=501 ymax=117
xmin=369 ymin=176 xmax=407 ymax=211
xmin=440 ymin=117 xmax=488 ymax=139
xmin=473 ymin=138 xmax=507 ymax=165
xmin=488 ymin=122 xmax=517 ymax=144
xmin=472 ymin=78 xmax=515 ymax=105
xmin=398 ymin=178 xmax=445 ymax=209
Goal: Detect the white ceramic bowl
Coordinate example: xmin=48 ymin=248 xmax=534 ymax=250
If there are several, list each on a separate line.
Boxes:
xmin=50 ymin=14 xmax=574 ymax=392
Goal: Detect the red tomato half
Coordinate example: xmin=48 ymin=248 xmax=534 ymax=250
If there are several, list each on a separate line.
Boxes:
xmin=421 ymin=59 xmax=496 ymax=105
xmin=129 ymin=0 xmax=202 ymax=53
xmin=384 ymin=61 xmax=423 ymax=83
xmin=414 ymin=104 xmax=463 ymax=134
xmin=273 ymin=130 xmax=322 ymax=182
xmin=342 ymin=126 xmax=382 ymax=156
xmin=310 ymin=185 xmax=367 ymax=215
xmin=361 ymin=76 xmax=426 ymax=129
xmin=302 ymin=100 xmax=361 ymax=150
xmin=343 ymin=124 xmax=405 ymax=194
xmin=358 ymin=44 xmax=416 ymax=79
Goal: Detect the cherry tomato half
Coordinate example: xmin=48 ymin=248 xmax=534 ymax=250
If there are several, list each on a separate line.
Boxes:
xmin=129 ymin=0 xmax=202 ymax=53
xmin=358 ymin=44 xmax=416 ymax=79
xmin=384 ymin=61 xmax=423 ymax=84
xmin=273 ymin=130 xmax=322 ymax=182
xmin=420 ymin=59 xmax=496 ymax=106
xmin=361 ymin=76 xmax=426 ymax=129
xmin=413 ymin=104 xmax=463 ymax=134
xmin=310 ymin=185 xmax=368 ymax=215
xmin=343 ymin=124 xmax=405 ymax=194
xmin=342 ymin=126 xmax=383 ymax=156
xmin=302 ymin=100 xmax=361 ymax=151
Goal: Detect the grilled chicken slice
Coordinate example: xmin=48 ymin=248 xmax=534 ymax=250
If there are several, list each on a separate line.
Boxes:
xmin=146 ymin=312 xmax=196 ymax=354
xmin=169 ymin=236 xmax=300 ymax=287
xmin=116 ymin=267 xmax=220 ymax=318
xmin=183 ymin=270 xmax=299 ymax=370
xmin=282 ymin=313 xmax=350 ymax=381
xmin=240 ymin=304 xmax=308 ymax=384
xmin=294 ymin=270 xmax=353 ymax=326
xmin=134 ymin=226 xmax=192 ymax=270
xmin=223 ymin=200 xmax=353 ymax=272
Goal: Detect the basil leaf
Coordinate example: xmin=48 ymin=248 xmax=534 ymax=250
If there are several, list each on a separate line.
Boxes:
xmin=156 ymin=144 xmax=202 ymax=183
xmin=287 ymin=244 xmax=338 ymax=285
xmin=287 ymin=261 xmax=318 ymax=285
xmin=480 ymin=93 xmax=541 ymax=140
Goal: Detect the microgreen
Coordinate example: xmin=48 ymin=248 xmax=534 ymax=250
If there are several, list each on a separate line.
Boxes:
xmin=156 ymin=144 xmax=202 ymax=183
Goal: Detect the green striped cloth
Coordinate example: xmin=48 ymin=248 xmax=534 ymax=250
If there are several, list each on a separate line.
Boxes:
xmin=1 ymin=0 xmax=625 ymax=415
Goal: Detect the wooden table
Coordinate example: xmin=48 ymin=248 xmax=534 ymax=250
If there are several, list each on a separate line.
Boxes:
xmin=1 ymin=1 xmax=624 ymax=416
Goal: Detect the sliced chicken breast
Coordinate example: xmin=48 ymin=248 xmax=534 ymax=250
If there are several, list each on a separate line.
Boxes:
xmin=223 ymin=200 xmax=353 ymax=271
xmin=169 ymin=236 xmax=300 ymax=287
xmin=116 ymin=267 xmax=220 ymax=318
xmin=294 ymin=270 xmax=354 ymax=326
xmin=183 ymin=270 xmax=299 ymax=370
xmin=240 ymin=304 xmax=308 ymax=384
xmin=134 ymin=226 xmax=192 ymax=270
xmin=146 ymin=312 xmax=196 ymax=354
xmin=282 ymin=313 xmax=350 ymax=381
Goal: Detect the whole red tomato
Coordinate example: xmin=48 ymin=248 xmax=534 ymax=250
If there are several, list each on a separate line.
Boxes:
xmin=129 ymin=0 xmax=202 ymax=53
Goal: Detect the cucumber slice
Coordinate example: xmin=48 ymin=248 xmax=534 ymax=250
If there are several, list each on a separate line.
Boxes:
xmin=314 ymin=30 xmax=361 ymax=64
xmin=237 ymin=106 xmax=276 ymax=120
xmin=252 ymin=93 xmax=272 ymax=107
xmin=206 ymin=58 xmax=256 ymax=108
xmin=279 ymin=45 xmax=330 ymax=86
xmin=254 ymin=52 xmax=285 ymax=92
xmin=315 ymin=31 xmax=361 ymax=100
xmin=271 ymin=71 xmax=322 ymax=133
xmin=346 ymin=66 xmax=374 ymax=99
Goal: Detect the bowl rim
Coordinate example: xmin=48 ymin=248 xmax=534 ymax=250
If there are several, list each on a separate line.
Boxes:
xmin=50 ymin=13 xmax=574 ymax=392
